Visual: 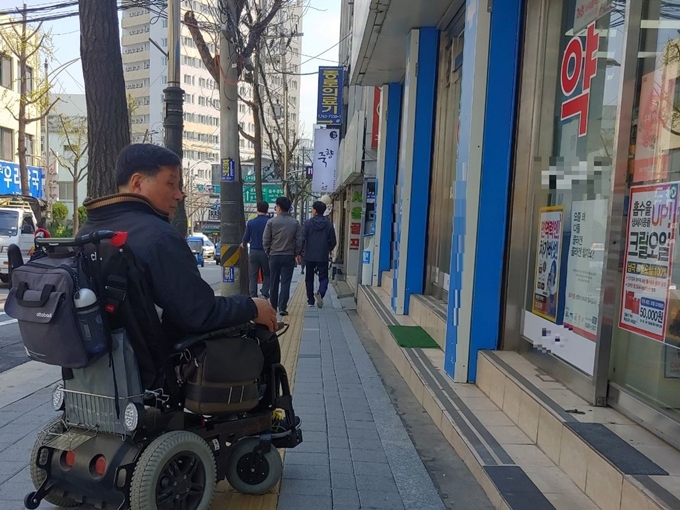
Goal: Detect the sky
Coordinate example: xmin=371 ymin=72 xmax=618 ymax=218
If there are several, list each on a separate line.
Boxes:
xmin=3 ymin=0 xmax=341 ymax=139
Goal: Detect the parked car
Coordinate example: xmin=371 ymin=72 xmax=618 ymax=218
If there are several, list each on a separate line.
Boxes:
xmin=187 ymin=237 xmax=205 ymax=267
xmin=202 ymin=238 xmax=215 ymax=260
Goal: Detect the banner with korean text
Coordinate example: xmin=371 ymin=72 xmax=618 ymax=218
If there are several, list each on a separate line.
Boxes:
xmin=0 ymin=160 xmax=43 ymax=197
xmin=619 ymin=183 xmax=679 ymax=342
xmin=316 ymin=66 xmax=344 ymax=125
xmin=532 ymin=206 xmax=565 ymax=322
xmin=312 ymin=127 xmax=339 ymax=193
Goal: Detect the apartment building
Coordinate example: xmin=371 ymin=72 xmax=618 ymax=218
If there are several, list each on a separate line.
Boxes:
xmin=120 ymin=0 xmax=302 ymax=191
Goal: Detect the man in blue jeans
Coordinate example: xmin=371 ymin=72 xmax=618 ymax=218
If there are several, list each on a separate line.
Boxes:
xmin=241 ymin=201 xmax=271 ymax=298
xmin=263 ymin=197 xmax=303 ymax=316
xmin=301 ymin=201 xmax=337 ymax=308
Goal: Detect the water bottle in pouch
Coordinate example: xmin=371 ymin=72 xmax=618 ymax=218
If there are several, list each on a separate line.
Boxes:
xmin=74 ymin=288 xmax=108 ymax=355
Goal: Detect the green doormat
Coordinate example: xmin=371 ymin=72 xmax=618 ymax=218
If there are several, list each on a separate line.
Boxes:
xmin=388 ymin=325 xmax=440 ymax=349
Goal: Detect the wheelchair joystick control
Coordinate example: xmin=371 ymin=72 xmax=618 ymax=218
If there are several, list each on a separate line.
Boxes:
xmin=74 ymin=288 xmax=108 ymax=356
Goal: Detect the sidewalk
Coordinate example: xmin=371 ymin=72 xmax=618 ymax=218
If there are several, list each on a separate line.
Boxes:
xmin=0 ymin=272 xmax=449 ymax=509
xmin=277 ymin=284 xmax=446 ymax=510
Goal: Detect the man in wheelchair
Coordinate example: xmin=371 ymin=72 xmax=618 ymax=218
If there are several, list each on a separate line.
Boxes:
xmin=5 ymin=144 xmax=303 ymax=510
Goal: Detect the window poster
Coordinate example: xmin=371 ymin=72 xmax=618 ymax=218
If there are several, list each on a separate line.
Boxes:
xmin=533 ymin=206 xmax=565 ymax=322
xmin=564 ymin=199 xmax=608 ymax=340
xmin=619 ymin=183 xmax=679 ymax=342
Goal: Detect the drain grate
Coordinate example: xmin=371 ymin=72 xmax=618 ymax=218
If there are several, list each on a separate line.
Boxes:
xmin=566 ymin=422 xmax=668 ymax=476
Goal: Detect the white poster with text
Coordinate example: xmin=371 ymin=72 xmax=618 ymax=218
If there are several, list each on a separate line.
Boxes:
xmin=564 ymin=199 xmax=608 ymax=340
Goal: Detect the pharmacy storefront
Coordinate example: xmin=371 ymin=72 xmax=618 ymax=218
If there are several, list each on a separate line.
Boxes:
xmin=504 ymin=0 xmax=680 ymax=447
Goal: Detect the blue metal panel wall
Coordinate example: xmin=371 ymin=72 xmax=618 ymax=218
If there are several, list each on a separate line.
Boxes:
xmin=377 ymin=84 xmax=403 ymax=283
xmin=466 ymin=0 xmax=523 ymax=382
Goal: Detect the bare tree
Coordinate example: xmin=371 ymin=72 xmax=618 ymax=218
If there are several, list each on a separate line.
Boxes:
xmin=185 ymin=0 xmax=290 ymax=295
xmin=0 ymin=6 xmax=57 ymax=195
xmin=79 ymin=0 xmax=130 ymax=198
xmin=51 ymin=115 xmax=88 ymax=231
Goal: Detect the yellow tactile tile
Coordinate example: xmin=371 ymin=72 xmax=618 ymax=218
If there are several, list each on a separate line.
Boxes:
xmin=210 ymin=282 xmax=306 ymax=510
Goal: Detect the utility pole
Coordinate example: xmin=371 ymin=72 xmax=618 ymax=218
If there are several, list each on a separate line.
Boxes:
xmin=282 ymin=41 xmax=289 ymax=198
xmin=44 ymin=58 xmax=51 ymax=220
xmin=164 ymin=0 xmax=186 ymax=236
xmin=219 ymin=0 xmax=249 ymax=296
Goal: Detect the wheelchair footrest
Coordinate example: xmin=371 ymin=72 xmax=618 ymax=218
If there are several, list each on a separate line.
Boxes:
xmin=272 ymin=428 xmax=303 ymax=449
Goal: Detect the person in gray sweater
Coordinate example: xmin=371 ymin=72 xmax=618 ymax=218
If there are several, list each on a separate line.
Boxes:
xmin=263 ymin=196 xmax=303 ymax=316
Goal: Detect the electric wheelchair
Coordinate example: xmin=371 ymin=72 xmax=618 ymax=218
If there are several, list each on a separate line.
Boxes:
xmin=5 ymin=230 xmax=302 ymax=510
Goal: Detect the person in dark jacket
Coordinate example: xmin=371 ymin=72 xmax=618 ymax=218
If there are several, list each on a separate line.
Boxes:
xmin=242 ymin=201 xmax=271 ymax=299
xmin=301 ymin=201 xmax=337 ymax=308
xmin=78 ymin=144 xmax=296 ymax=423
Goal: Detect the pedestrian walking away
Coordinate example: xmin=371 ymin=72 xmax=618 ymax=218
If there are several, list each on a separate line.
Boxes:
xmin=263 ymin=196 xmax=303 ymax=316
xmin=242 ymin=201 xmax=271 ymax=298
xmin=301 ymin=200 xmax=337 ymax=308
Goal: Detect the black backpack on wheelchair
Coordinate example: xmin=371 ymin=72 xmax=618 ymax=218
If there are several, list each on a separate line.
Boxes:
xmin=5 ymin=230 xmax=302 ymax=510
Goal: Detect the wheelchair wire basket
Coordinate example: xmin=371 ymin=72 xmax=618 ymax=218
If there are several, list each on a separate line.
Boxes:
xmin=61 ymin=387 xmax=166 ymax=436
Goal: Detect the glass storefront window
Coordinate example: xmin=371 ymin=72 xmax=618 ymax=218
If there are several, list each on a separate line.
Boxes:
xmin=522 ymin=1 xmax=625 ymax=376
xmin=425 ymin=16 xmax=464 ymax=303
xmin=609 ymin=0 xmax=680 ymax=424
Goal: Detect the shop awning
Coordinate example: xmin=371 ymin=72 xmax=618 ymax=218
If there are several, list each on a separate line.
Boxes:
xmin=350 ymin=0 xmax=462 ymax=86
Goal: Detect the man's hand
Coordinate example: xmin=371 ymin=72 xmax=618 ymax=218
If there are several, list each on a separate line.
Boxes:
xmin=252 ymin=297 xmax=278 ymax=332
xmin=296 ymin=255 xmax=302 ymax=265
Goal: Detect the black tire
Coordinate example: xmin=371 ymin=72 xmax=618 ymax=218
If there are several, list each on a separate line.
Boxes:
xmin=30 ymin=418 xmax=81 ymax=507
xmin=130 ymin=431 xmax=215 ymax=510
xmin=226 ymin=437 xmax=282 ymax=495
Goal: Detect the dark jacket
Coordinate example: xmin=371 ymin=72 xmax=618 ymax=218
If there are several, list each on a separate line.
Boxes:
xmin=263 ymin=212 xmax=303 ymax=257
xmin=302 ymin=215 xmax=337 ymax=262
xmin=79 ymin=194 xmax=257 ymax=342
xmin=242 ymin=214 xmax=269 ymax=250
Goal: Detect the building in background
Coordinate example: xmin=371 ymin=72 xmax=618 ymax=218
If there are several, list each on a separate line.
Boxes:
xmin=120 ymin=0 xmax=302 ymax=231
xmin=0 ymin=14 xmax=44 ymax=198
xmin=46 ymin=94 xmax=88 ymax=217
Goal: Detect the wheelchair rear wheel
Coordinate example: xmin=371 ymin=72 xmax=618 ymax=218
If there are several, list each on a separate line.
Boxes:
xmin=130 ymin=431 xmax=216 ymax=510
xmin=226 ymin=437 xmax=283 ymax=495
xmin=29 ymin=418 xmax=81 ymax=508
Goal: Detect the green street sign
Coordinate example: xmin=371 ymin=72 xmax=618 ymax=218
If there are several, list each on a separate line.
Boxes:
xmin=243 ymin=184 xmax=284 ymax=205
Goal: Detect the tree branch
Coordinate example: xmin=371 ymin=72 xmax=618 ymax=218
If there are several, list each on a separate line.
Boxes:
xmin=24 ymin=97 xmax=58 ymax=123
xmin=184 ymin=10 xmax=220 ymax=85
xmin=239 ymin=126 xmax=256 ymax=144
xmin=243 ymin=0 xmax=284 ymax=60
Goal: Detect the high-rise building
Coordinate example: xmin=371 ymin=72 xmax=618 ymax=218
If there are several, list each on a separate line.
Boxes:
xmin=120 ymin=0 xmax=302 ymax=195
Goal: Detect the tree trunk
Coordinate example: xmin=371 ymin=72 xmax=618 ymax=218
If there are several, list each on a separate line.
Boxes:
xmin=79 ymin=0 xmax=130 ymax=198
xmin=220 ymin=0 xmax=248 ymax=297
xmin=253 ymin=49 xmax=263 ymax=203
xmin=18 ymin=6 xmax=29 ymax=195
xmin=72 ymin=170 xmax=79 ymax=231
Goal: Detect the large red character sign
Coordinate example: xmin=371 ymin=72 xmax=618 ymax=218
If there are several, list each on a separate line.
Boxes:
xmin=560 ymin=22 xmax=599 ymax=137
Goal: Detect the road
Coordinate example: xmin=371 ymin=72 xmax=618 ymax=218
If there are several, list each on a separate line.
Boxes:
xmin=0 ymin=262 xmax=223 ymax=374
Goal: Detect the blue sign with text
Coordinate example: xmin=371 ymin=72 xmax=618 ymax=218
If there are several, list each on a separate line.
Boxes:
xmin=316 ymin=66 xmax=344 ymax=125
xmin=221 ymin=158 xmax=235 ymax=182
xmin=0 ymin=160 xmax=43 ymax=197
xmin=222 ymin=266 xmax=235 ymax=283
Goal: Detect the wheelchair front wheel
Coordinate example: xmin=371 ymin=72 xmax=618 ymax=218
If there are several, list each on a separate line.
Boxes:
xmin=130 ymin=431 xmax=216 ymax=510
xmin=226 ymin=437 xmax=283 ymax=495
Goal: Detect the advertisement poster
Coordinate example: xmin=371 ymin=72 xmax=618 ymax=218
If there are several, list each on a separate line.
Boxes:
xmin=634 ymin=71 xmax=670 ymax=183
xmin=664 ymin=345 xmax=680 ymax=379
xmin=564 ymin=199 xmax=608 ymax=340
xmin=532 ymin=206 xmax=565 ymax=322
xmin=619 ymin=183 xmax=679 ymax=341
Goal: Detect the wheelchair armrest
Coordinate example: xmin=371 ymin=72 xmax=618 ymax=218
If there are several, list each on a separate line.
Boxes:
xmin=172 ymin=323 xmax=253 ymax=352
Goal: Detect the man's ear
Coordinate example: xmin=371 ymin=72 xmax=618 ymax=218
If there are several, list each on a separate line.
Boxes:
xmin=126 ymin=173 xmax=144 ymax=193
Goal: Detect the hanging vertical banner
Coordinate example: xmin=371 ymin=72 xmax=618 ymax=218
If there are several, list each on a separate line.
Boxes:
xmin=564 ymin=199 xmax=608 ymax=340
xmin=316 ymin=66 xmax=344 ymax=125
xmin=312 ymin=127 xmax=339 ymax=193
xmin=532 ymin=206 xmax=565 ymax=322
xmin=619 ymin=183 xmax=679 ymax=342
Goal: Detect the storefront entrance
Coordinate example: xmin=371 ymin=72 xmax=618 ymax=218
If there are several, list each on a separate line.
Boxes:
xmin=504 ymin=0 xmax=680 ymax=447
xmin=424 ymin=8 xmax=464 ymax=303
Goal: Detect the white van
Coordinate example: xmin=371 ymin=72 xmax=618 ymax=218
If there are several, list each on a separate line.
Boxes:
xmin=0 ymin=199 xmax=38 ymax=283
